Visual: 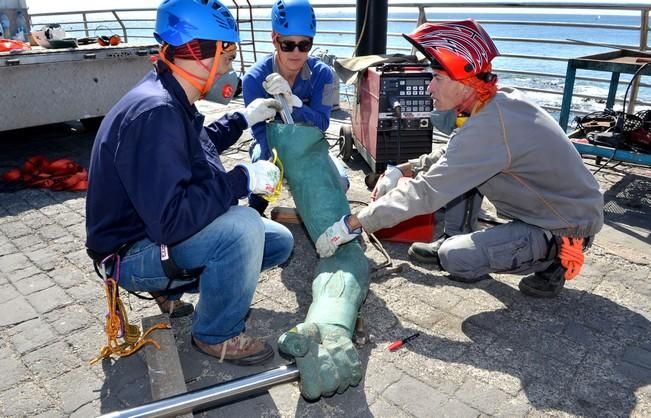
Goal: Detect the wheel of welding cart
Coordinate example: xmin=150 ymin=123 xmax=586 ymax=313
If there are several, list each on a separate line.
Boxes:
xmin=365 ymin=173 xmax=381 ymax=189
xmin=339 ymin=125 xmax=354 ymax=162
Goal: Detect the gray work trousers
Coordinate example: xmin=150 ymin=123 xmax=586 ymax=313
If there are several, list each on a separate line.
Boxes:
xmin=438 ymin=190 xmax=555 ymax=279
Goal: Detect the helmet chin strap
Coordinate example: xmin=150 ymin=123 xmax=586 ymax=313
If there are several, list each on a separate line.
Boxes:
xmin=159 ymin=41 xmax=224 ymax=99
xmin=199 ymin=41 xmax=223 ymax=99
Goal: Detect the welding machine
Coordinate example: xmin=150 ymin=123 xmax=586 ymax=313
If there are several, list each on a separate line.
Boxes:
xmin=339 ymin=62 xmax=434 ymax=187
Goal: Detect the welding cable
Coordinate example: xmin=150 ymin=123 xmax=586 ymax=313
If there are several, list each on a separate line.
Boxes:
xmin=347 ymin=199 xmax=396 ymax=275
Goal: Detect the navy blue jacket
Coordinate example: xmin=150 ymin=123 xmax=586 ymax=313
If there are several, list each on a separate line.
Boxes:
xmin=86 ymin=66 xmax=249 ymax=255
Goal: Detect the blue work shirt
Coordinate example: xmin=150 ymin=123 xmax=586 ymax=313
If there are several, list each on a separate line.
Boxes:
xmin=242 ymin=54 xmax=337 ymax=159
xmin=86 ymin=64 xmax=249 ymax=255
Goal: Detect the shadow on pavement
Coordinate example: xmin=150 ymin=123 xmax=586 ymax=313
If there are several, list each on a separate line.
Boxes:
xmin=602 ymin=172 xmax=651 ymax=244
xmin=370 ymin=244 xmax=651 ymax=417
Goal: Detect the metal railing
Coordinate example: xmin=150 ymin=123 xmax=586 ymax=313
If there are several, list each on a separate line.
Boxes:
xmin=28 ymin=1 xmax=651 ymax=125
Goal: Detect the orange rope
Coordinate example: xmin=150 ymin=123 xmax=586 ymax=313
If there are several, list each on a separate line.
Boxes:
xmin=90 ymin=277 xmax=169 ymax=365
xmin=558 ymin=237 xmax=585 ymax=280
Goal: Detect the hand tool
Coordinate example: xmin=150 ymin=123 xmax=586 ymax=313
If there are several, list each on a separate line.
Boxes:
xmin=387 ymin=332 xmax=420 ymax=351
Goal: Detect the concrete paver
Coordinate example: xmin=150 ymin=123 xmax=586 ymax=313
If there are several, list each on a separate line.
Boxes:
xmin=0 ymin=99 xmax=650 ymax=417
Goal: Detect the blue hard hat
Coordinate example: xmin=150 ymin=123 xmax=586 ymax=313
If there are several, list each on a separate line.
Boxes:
xmin=155 ymin=0 xmax=240 ymax=46
xmin=271 ymin=0 xmax=316 ymax=38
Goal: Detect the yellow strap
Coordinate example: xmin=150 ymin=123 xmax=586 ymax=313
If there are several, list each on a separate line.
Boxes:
xmin=90 ymin=278 xmax=170 ymax=365
xmin=263 ymin=148 xmax=284 ymax=203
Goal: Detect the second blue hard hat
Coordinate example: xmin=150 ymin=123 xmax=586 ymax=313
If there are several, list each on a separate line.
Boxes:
xmin=271 ymin=0 xmax=316 ymax=38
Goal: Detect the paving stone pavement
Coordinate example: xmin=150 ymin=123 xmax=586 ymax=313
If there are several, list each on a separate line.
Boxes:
xmin=0 ymin=99 xmax=650 ymax=417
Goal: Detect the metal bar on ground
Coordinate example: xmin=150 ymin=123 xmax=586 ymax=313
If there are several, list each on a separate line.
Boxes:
xmin=98 ymin=365 xmax=299 ymax=418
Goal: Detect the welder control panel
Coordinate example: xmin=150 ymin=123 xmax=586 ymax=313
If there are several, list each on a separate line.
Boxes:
xmin=376 ymin=69 xmax=433 ymax=130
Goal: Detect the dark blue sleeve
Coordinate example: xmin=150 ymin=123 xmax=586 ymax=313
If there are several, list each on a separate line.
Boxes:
xmin=114 ymin=106 xmax=248 ymax=245
xmin=292 ymin=63 xmax=335 ymax=131
xmin=204 ymin=111 xmax=248 ymax=153
xmin=242 ymin=69 xmax=273 ymax=159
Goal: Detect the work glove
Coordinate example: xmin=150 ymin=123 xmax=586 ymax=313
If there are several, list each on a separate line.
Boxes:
xmin=263 ymin=73 xmax=303 ymax=110
xmin=278 ymin=322 xmax=362 ymax=400
xmin=238 ymin=98 xmax=282 ymax=127
xmin=371 ymin=164 xmax=403 ymax=200
xmin=315 ymin=214 xmax=361 ymax=258
xmin=235 ymin=161 xmax=281 ymax=196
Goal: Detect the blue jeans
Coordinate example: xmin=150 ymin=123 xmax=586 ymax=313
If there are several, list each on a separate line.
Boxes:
xmin=249 ymin=142 xmax=349 ymax=202
xmin=115 ymin=206 xmax=293 ymax=344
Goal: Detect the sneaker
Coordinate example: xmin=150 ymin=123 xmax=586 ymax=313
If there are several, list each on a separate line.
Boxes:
xmin=191 ymin=333 xmax=274 ymax=366
xmin=407 ymin=235 xmax=448 ymax=266
xmin=519 ymin=262 xmax=566 ymax=298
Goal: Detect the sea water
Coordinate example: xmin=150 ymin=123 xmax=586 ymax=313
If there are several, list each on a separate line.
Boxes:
xmin=317 ymin=11 xmax=651 ymax=118
xmin=33 ymin=9 xmax=650 ymax=119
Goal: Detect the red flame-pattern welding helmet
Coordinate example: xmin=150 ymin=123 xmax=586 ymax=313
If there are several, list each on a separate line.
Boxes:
xmin=403 ymin=19 xmax=499 ymax=81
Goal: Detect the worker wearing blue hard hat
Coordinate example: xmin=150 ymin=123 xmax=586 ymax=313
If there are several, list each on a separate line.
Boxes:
xmin=86 ymin=0 xmax=294 ymax=366
xmin=242 ymin=0 xmax=348 ymax=216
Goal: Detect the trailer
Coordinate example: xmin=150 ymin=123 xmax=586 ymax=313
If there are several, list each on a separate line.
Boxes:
xmin=0 ymin=43 xmax=158 ymax=132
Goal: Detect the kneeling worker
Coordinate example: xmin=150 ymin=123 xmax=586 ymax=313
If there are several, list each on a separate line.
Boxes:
xmin=85 ymin=0 xmax=293 ymax=365
xmin=316 ymin=19 xmax=603 ymax=298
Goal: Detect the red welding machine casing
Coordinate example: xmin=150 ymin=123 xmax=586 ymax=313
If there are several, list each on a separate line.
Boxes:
xmin=373 ymin=177 xmax=435 ymax=243
xmin=352 ymin=64 xmax=434 ymax=174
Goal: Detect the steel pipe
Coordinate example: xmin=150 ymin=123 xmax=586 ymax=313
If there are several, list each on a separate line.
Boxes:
xmin=273 ymin=94 xmax=294 ymax=124
xmin=99 ymin=365 xmax=299 ymax=418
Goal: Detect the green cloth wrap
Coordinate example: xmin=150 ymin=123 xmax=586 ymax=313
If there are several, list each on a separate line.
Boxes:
xmin=267 ymin=122 xmax=370 ymax=399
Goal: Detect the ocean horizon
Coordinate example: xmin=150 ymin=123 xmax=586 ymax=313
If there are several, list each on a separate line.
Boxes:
xmin=29 ymin=8 xmax=651 ymax=119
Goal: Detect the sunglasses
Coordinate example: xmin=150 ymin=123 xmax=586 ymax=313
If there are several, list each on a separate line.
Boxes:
xmin=278 ymin=39 xmax=313 ymax=53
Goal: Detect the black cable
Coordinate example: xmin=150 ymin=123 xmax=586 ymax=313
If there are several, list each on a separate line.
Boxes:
xmin=592 ymin=62 xmax=650 ymax=175
xmin=347 ymin=199 xmax=395 ymax=273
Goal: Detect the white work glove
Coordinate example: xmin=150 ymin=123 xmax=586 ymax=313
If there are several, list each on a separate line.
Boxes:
xmin=235 ymin=161 xmax=281 ymax=196
xmin=315 ymin=215 xmax=362 ymax=258
xmin=263 ymin=73 xmax=303 ymax=110
xmin=238 ymin=98 xmax=281 ymax=127
xmin=371 ymin=165 xmax=403 ymax=200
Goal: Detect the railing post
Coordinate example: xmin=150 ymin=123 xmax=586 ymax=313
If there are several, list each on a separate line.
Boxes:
xmin=83 ymin=12 xmax=89 ymax=38
xmin=112 ymin=10 xmax=128 ymax=43
xmin=627 ymin=9 xmax=649 ymax=114
xmin=417 ymin=6 xmax=427 ymax=25
xmin=406 ymin=6 xmax=428 ymax=57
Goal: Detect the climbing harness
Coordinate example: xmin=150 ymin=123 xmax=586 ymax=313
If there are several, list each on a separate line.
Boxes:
xmin=90 ymin=253 xmax=169 ymax=365
xmin=87 ymin=242 xmax=204 ymax=364
xmin=263 ymin=148 xmax=285 ymax=203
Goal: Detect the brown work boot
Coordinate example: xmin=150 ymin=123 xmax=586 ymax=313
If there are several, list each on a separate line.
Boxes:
xmin=191 ymin=333 xmax=274 ymax=366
